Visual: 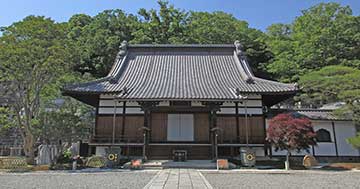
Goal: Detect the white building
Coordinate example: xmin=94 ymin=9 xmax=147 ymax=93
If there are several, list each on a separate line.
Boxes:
xmin=268 ymin=109 xmax=360 ymax=161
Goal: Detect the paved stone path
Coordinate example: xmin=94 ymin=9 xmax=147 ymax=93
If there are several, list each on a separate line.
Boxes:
xmin=144 ymin=169 xmax=213 ymax=189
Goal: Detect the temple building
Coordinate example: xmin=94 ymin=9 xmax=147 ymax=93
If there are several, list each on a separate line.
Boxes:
xmin=62 ymin=41 xmax=300 ymax=160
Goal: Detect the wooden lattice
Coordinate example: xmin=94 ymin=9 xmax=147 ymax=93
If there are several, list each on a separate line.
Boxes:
xmin=0 ymin=157 xmax=27 ymax=169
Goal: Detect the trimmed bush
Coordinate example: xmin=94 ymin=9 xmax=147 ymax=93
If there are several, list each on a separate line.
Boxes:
xmin=85 ymin=156 xmax=106 ymax=168
xmin=56 ymin=150 xmax=72 ymax=164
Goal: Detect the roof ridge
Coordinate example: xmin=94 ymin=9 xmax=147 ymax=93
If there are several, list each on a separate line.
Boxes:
xmin=233 ymin=51 xmax=251 ymax=82
xmin=253 ymin=76 xmax=297 ymax=87
xmin=128 ymin=44 xmax=235 ymax=48
xmin=107 ymin=41 xmax=128 ymax=77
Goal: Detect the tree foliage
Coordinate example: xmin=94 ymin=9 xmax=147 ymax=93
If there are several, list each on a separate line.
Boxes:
xmin=68 ymin=11 xmax=138 ymax=77
xmin=132 ymin=0 xmax=188 ymax=44
xmin=185 ymin=11 xmax=272 ymax=78
xmin=347 ymin=133 xmax=360 ymax=149
xmin=67 ymin=0 xmax=272 ymax=78
xmin=37 ymin=98 xmax=93 ymax=144
xmin=298 ymin=66 xmax=360 ymax=124
xmin=0 ymin=107 xmax=14 ymax=135
xmin=266 ymin=3 xmax=360 ymax=82
xmin=0 ymin=16 xmax=72 ymax=163
xmin=267 ymin=113 xmax=317 ymax=152
xmin=298 ymin=66 xmax=360 ymax=106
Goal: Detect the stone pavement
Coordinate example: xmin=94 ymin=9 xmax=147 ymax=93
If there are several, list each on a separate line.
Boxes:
xmin=143 ymin=169 xmax=213 ymax=189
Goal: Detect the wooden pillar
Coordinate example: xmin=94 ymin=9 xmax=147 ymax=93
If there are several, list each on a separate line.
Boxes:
xmin=121 ymin=102 xmax=126 ymax=141
xmin=138 ymin=101 xmax=159 ymax=160
xmin=112 ymin=99 xmax=117 ymax=145
xmin=203 ymin=101 xmax=222 ymax=160
xmin=211 ymin=110 xmax=217 ymax=159
xmin=142 ymin=108 xmax=150 ymax=160
xmin=208 ymin=110 xmax=214 ymax=158
xmin=262 ymin=114 xmax=268 ymax=156
xmin=312 ymin=145 xmax=316 ymax=157
xmin=235 ymin=102 xmax=240 ymax=143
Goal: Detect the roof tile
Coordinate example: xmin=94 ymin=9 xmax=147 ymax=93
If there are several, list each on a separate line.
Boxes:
xmin=64 ymin=44 xmax=297 ymax=100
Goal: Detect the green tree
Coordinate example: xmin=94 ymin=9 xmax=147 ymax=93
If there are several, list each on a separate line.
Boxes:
xmin=266 ymin=3 xmax=360 ymax=82
xmin=132 ymin=0 xmax=188 ymax=44
xmin=68 ymin=11 xmax=138 ymax=77
xmin=185 ymin=11 xmax=272 ymax=78
xmin=298 ymin=66 xmax=359 ymax=106
xmin=347 ymin=133 xmax=360 ymax=149
xmin=298 ymin=65 xmax=360 ymax=125
xmin=0 ymin=16 xmax=71 ymax=163
xmin=37 ymin=98 xmax=93 ymax=147
xmin=0 ymin=107 xmax=14 ymax=135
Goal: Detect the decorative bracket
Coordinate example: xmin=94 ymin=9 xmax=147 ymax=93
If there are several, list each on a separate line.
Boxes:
xmin=138 ymin=101 xmax=160 ymax=111
xmin=201 ymin=101 xmax=223 ymax=112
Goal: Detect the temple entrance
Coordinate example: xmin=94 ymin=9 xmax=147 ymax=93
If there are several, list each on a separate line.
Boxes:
xmin=167 ymin=114 xmax=194 ymax=141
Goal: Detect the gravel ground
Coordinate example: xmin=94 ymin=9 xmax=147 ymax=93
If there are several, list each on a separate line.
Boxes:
xmin=0 ymin=170 xmax=157 ymax=189
xmin=202 ymin=171 xmax=360 ymax=189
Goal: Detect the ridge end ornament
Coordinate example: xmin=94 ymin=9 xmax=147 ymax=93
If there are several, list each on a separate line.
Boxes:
xmin=234 ymin=40 xmax=245 ymax=57
xmin=118 ymin=40 xmax=128 ymax=56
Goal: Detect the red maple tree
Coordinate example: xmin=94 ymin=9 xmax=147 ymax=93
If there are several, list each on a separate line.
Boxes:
xmin=267 ymin=113 xmax=317 ymax=169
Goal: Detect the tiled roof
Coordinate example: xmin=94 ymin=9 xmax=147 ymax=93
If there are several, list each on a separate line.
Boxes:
xmin=270 ymin=109 xmax=352 ymax=121
xmin=63 ymin=42 xmax=297 ymax=101
xmin=295 ymin=109 xmax=352 ymax=121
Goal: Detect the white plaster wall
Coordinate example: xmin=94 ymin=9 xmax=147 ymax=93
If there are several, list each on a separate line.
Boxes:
xmin=98 ymin=107 xmax=144 ymax=114
xmin=159 ymin=101 xmax=170 ymax=106
xmin=218 ymin=108 xmax=263 ymax=115
xmin=99 ymin=100 xmax=124 ymax=107
xmin=98 ymin=99 xmax=144 ymax=114
xmin=125 ymin=107 xmax=144 ymax=114
xmin=334 ymin=121 xmax=360 ymax=156
xmin=98 ymin=99 xmax=264 ymax=115
xmin=312 ymin=121 xmax=337 ymax=156
xmin=98 ymin=107 xmax=123 ymax=114
xmin=222 ymin=100 xmax=262 ymax=107
xmin=237 ymin=108 xmax=263 ymax=115
xmin=266 ymin=119 xmax=360 ymax=157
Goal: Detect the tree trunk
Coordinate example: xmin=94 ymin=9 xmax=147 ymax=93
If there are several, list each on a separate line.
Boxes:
xmin=285 ymin=151 xmax=290 ymax=170
xmin=23 ymin=133 xmax=35 ymax=165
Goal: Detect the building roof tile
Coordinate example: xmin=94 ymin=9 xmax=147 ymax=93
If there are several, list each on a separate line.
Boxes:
xmin=63 ymin=42 xmax=297 ymax=101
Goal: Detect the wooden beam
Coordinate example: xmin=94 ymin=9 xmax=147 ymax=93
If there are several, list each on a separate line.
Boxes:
xmin=332 ymin=121 xmax=339 ymax=157
xmin=235 ymin=102 xmax=240 ymax=143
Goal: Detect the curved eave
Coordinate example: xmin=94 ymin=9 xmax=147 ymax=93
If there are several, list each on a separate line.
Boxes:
xmin=62 ymin=88 xmax=297 ymax=105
